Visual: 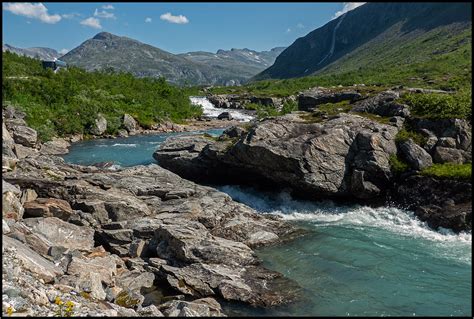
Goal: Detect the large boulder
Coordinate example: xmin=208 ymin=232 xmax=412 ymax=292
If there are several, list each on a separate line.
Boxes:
xmin=159 ymin=297 xmax=224 ymax=317
xmin=39 ymin=138 xmax=70 ymax=155
xmin=155 ymin=113 xmax=399 ymax=200
xmin=399 ymin=139 xmax=433 ymax=170
xmin=352 ymin=90 xmax=410 ymax=117
xmin=298 ymin=87 xmax=362 ymax=111
xmin=90 ymin=113 xmax=107 ymax=135
xmin=3 ymin=180 xmax=23 ymax=220
xmin=123 ymin=114 xmax=138 ymax=133
xmin=217 ymin=112 xmax=232 ymax=120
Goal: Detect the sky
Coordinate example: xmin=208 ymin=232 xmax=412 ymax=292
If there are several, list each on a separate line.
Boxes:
xmin=2 ymin=2 xmax=365 ymax=54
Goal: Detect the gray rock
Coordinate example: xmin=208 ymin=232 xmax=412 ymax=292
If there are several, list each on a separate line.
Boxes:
xmin=23 ymin=217 xmax=95 ymax=251
xmin=433 ymin=146 xmax=468 ymax=164
xmin=137 ymin=305 xmax=164 ymax=317
xmin=90 ymin=113 xmax=107 ymax=135
xmin=9 ymin=125 xmax=38 ymax=147
xmin=77 ymin=272 xmax=107 ymax=300
xmin=399 ymin=139 xmax=433 ymax=170
xmin=40 ymin=138 xmax=70 ymax=155
xmin=437 ymin=137 xmax=457 ymax=148
xmin=298 ymin=87 xmax=362 ymax=111
xmin=118 ymin=129 xmax=129 ymax=138
xmin=123 ymin=114 xmax=138 ymax=132
xmin=156 ymin=113 xmax=399 ymax=200
xmin=19 ymin=188 xmax=38 ymax=204
xmin=3 ymin=180 xmax=21 ymax=195
xmin=3 ymin=219 xmax=11 ymax=233
xmin=352 ymin=90 xmax=410 ymax=117
xmin=116 ymin=270 xmax=155 ymax=292
xmin=217 ymin=112 xmax=233 ymax=120
xmin=159 ymin=297 xmax=224 ymax=317
xmin=67 ymin=255 xmax=117 ymax=286
xmin=3 ymin=235 xmax=63 ymax=283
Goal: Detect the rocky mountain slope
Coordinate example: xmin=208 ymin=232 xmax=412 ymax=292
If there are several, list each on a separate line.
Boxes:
xmin=2 ymin=44 xmax=61 ymax=60
xmin=60 ymin=32 xmax=284 ymax=86
xmin=254 ymin=2 xmax=472 ymax=80
xmin=178 ymin=47 xmax=285 ymax=85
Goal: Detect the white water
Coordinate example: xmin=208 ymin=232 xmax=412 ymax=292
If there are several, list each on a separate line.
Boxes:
xmin=218 ymin=185 xmax=472 ymax=265
xmin=190 ymin=96 xmax=254 ymax=122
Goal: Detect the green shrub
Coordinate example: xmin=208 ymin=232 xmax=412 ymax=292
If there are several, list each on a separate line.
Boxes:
xmin=389 ymin=154 xmax=410 ymax=174
xmin=2 ymin=52 xmax=203 ymax=142
xmin=420 ymin=163 xmax=471 ymax=180
xmin=402 ymin=90 xmax=471 ymax=120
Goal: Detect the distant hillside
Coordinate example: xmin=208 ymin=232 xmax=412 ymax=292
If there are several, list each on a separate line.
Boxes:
xmin=61 ymin=32 xmax=284 ymax=86
xmin=254 ymin=2 xmax=472 ymax=81
xmin=178 ymin=47 xmax=285 ymax=85
xmin=2 ymin=44 xmax=60 ymax=60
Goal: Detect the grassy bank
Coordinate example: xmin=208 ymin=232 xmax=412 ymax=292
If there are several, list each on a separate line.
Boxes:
xmin=2 ymin=52 xmax=202 ymax=141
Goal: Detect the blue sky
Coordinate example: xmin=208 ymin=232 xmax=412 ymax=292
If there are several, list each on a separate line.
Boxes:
xmin=2 ymin=2 xmax=364 ymax=54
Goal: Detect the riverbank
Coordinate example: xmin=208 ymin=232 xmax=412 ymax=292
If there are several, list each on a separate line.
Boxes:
xmin=2 ymin=106 xmax=302 ymax=317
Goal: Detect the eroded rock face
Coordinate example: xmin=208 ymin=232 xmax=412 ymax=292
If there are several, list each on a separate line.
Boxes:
xmin=155 ymin=113 xmax=399 ymax=200
xmin=23 ymin=198 xmax=74 ymax=220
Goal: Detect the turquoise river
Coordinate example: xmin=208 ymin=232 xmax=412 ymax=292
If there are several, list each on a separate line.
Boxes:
xmin=62 ymin=130 xmax=472 ymax=317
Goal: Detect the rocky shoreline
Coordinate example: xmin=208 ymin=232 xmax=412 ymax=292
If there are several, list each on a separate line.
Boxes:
xmin=155 ymin=88 xmax=472 ymax=232
xmin=2 ymin=107 xmax=302 ymax=317
xmin=2 ymin=87 xmax=472 ymax=316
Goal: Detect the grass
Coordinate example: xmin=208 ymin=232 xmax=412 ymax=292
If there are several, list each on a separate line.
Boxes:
xmin=2 ymin=51 xmax=203 ymax=142
xmin=420 ymin=163 xmax=472 ymax=180
xmin=395 ymin=128 xmax=427 ymax=146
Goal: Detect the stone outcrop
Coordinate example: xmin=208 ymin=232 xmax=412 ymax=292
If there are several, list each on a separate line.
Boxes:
xmin=352 ymin=90 xmax=410 ymax=117
xmin=399 ymin=139 xmax=433 ymax=170
xmin=298 ymin=87 xmax=362 ymax=111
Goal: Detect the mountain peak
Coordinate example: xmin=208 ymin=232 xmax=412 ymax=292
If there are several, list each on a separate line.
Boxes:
xmin=92 ymin=32 xmax=118 ymax=40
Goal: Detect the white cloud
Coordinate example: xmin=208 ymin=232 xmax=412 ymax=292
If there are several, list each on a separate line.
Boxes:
xmin=297 ymin=23 xmax=304 ymax=29
xmin=59 ymin=48 xmax=69 ymax=55
xmin=333 ymin=2 xmax=366 ymax=19
xmin=80 ymin=17 xmax=102 ymax=29
xmin=160 ymin=12 xmax=189 ymax=24
xmin=3 ymin=2 xmax=61 ymax=24
xmin=145 ymin=17 xmax=152 ymax=23
xmin=61 ymin=13 xmax=80 ymax=19
xmin=286 ymin=28 xmax=291 ymax=33
xmin=102 ymin=5 xmax=114 ymax=10
xmin=94 ymin=8 xmax=115 ymax=19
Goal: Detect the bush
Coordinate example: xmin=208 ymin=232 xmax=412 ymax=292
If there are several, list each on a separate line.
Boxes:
xmin=389 ymin=154 xmax=410 ymax=174
xmin=402 ymin=90 xmax=472 ymax=120
xmin=420 ymin=163 xmax=471 ymax=180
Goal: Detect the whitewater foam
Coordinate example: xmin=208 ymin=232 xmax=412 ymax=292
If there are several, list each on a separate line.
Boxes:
xmin=190 ymin=96 xmax=254 ymax=122
xmin=111 ymin=143 xmax=137 ymax=147
xmin=217 ymin=185 xmax=472 ymax=261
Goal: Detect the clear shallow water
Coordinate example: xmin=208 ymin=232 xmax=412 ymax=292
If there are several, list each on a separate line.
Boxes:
xmin=62 ymin=129 xmax=224 ymax=167
xmin=217 ymin=185 xmax=472 ymax=317
xmin=63 ymin=133 xmax=472 ymax=317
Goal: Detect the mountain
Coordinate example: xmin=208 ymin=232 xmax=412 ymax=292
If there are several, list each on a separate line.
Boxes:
xmin=2 ymin=44 xmax=61 ymax=60
xmin=254 ymin=2 xmax=472 ymax=81
xmin=61 ymin=32 xmax=284 ymax=86
xmin=178 ymin=47 xmax=285 ymax=85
